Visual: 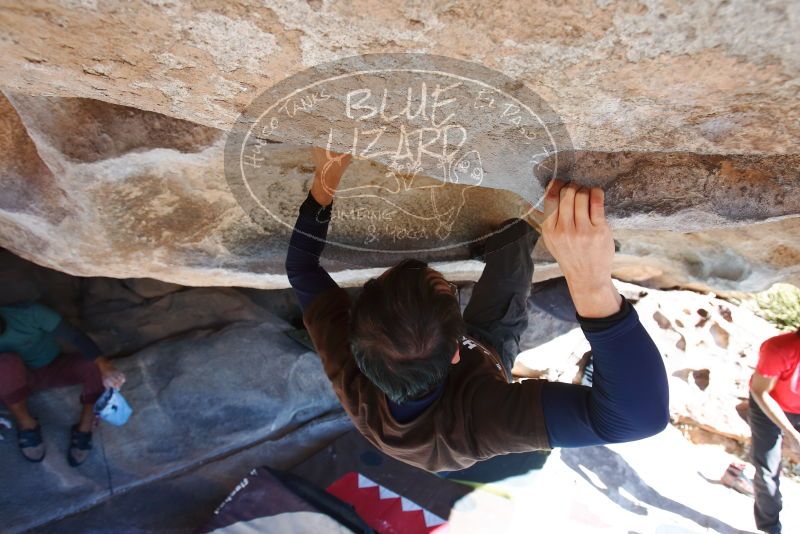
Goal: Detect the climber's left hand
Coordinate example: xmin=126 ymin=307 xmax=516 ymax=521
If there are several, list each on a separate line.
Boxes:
xmin=310 ymin=147 xmax=352 ymax=205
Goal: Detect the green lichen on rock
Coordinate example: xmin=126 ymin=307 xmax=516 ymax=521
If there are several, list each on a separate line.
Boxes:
xmin=749 ymin=283 xmax=800 ymax=332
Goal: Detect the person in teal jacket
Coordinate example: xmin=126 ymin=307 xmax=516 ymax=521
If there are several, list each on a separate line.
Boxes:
xmin=0 ymin=302 xmax=125 ymax=466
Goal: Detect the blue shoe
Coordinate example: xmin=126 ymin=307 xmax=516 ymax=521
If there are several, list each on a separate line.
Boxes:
xmin=67 ymin=425 xmax=93 ymax=467
xmin=18 ymin=425 xmax=45 ymax=462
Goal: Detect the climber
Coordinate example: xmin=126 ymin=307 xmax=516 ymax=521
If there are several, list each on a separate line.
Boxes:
xmin=0 ymin=301 xmax=125 ymax=466
xmin=284 ymin=147 xmax=669 ymax=472
xmin=748 ymin=329 xmax=800 ymax=534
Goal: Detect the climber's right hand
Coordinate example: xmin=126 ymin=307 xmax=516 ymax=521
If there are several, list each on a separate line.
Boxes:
xmin=539 ymin=179 xmax=622 ymax=319
xmin=97 ymin=357 xmax=126 ymax=390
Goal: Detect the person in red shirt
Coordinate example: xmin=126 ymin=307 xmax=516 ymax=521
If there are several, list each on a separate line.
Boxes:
xmin=749 ymin=330 xmax=800 ymax=534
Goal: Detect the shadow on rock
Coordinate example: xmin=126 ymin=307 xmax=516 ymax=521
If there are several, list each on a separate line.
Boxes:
xmin=561 ymin=446 xmax=755 ymax=534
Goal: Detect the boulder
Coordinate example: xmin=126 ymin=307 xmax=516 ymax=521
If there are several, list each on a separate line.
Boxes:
xmin=121 ymin=278 xmax=183 ymax=300
xmin=0 ymin=1 xmax=797 ymax=154
xmin=0 ymin=91 xmax=797 ymax=292
xmin=0 ymin=2 xmax=798 ymax=291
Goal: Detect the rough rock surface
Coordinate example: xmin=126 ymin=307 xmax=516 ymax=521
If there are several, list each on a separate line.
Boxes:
xmin=1 ymin=0 xmax=798 ymax=155
xmin=0 ymin=91 xmax=798 ymax=291
xmin=0 ymin=2 xmax=798 ymax=291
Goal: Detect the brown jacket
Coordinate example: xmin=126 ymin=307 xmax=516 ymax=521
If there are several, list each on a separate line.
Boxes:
xmin=304 ymin=287 xmax=550 ymax=472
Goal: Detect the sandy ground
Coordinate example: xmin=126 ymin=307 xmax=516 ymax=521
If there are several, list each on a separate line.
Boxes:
xmin=446 ymin=424 xmax=800 ymax=534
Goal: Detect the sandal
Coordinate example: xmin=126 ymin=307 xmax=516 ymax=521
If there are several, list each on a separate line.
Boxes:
xmin=18 ymin=424 xmax=45 ymax=462
xmin=67 ymin=425 xmax=93 ymax=467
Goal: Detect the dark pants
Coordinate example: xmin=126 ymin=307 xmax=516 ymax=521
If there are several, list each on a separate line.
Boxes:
xmin=0 ymin=351 xmax=104 ymax=407
xmin=749 ymin=395 xmax=800 ymax=534
xmin=463 ymin=218 xmax=538 ymax=381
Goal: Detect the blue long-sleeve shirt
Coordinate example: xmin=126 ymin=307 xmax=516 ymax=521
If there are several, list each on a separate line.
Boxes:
xmin=286 ymin=193 xmax=669 ymax=448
